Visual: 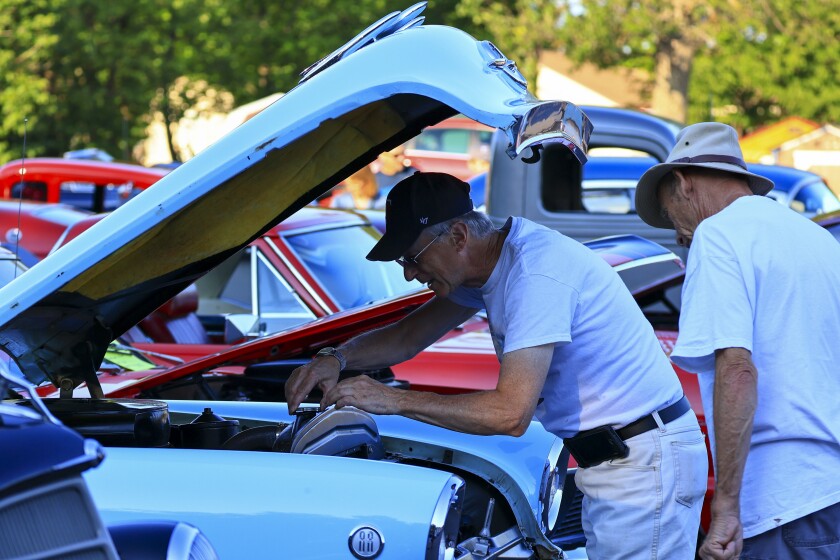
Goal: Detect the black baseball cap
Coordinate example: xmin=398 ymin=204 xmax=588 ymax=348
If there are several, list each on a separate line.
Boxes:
xmin=366 ymin=172 xmax=473 ymax=261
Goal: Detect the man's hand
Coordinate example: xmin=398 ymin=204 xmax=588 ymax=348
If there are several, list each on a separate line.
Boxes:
xmin=285 ymin=357 xmax=342 ymax=413
xmin=699 ymin=509 xmax=743 ymax=560
xmin=322 ymin=375 xmax=400 ymax=415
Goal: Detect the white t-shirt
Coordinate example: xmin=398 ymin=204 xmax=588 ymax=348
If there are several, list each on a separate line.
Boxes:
xmin=449 ymin=217 xmax=682 ymax=439
xmin=671 ymin=195 xmax=840 ymax=538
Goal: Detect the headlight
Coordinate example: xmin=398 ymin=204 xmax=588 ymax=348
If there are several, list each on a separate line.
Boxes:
xmin=426 ymin=475 xmax=465 ymax=560
xmin=108 ymin=520 xmax=219 ymax=560
xmin=539 ymin=440 xmax=569 ymax=532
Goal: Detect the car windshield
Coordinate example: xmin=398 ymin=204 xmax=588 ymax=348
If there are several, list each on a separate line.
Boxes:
xmin=791 ymin=181 xmax=840 ymax=215
xmin=285 ymin=225 xmax=420 ymax=309
xmin=59 ymin=181 xmax=138 ymax=212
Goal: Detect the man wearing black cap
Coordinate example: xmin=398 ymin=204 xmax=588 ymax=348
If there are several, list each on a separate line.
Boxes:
xmin=635 ymin=122 xmax=840 ymax=560
xmin=287 ymin=171 xmax=707 ymax=558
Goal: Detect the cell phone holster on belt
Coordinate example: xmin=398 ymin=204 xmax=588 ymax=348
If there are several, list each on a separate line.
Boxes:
xmin=563 ymin=425 xmax=630 ymax=468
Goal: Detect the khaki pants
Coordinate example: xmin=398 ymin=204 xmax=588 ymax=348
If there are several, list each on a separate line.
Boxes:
xmin=575 ymin=409 xmax=707 ymax=559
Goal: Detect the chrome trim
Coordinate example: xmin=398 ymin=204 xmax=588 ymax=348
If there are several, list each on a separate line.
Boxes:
xmin=52 ymin=438 xmax=106 ymax=472
xmin=300 ymin=2 xmax=427 ymax=83
xmin=265 ymin=236 xmax=335 ymax=313
xmin=166 ymin=522 xmax=198 ymax=559
xmin=0 ymin=366 xmax=59 ymax=424
xmin=347 ymin=525 xmax=385 ymax=559
xmin=612 ymin=252 xmax=680 ymax=272
xmin=248 ymin=246 xmax=259 ymax=318
xmin=254 ymin=248 xmax=316 ymax=321
xmin=511 ymin=101 xmax=592 ymax=164
xmin=539 ymin=439 xmax=567 ymax=532
xmin=428 ymin=475 xmax=464 ymax=560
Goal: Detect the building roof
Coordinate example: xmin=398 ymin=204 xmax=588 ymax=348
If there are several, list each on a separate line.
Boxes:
xmin=537 ymin=51 xmax=649 ymax=108
xmin=740 ymin=117 xmax=821 ymax=162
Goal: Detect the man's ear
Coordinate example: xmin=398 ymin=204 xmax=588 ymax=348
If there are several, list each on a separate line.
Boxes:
xmin=449 ymin=221 xmax=468 ymax=252
xmin=673 ymin=169 xmax=693 ymax=196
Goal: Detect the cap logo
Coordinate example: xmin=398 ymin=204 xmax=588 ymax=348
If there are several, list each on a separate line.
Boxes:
xmin=419 ymin=217 xmax=428 ymax=224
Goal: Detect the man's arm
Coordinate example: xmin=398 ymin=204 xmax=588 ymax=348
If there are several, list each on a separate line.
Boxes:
xmin=285 ymin=296 xmax=479 ymax=412
xmin=323 ymin=343 xmax=554 ymax=436
xmin=700 ymin=346 xmax=757 ymax=560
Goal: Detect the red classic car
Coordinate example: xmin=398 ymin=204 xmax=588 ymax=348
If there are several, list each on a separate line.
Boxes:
xmin=403 ymin=116 xmax=494 ymax=181
xmin=35 ymin=234 xmax=685 ymax=396
xmin=52 ymin=206 xmax=420 ymax=361
xmin=0 ymin=157 xmax=168 ymax=212
xmin=0 ymin=200 xmax=92 ymax=262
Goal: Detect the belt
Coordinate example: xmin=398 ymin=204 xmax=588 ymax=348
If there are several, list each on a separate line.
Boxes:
xmin=616 ymin=395 xmax=691 ymax=441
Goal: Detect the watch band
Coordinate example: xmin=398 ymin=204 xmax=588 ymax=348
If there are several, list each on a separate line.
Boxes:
xmin=315 ymin=346 xmax=347 ymax=371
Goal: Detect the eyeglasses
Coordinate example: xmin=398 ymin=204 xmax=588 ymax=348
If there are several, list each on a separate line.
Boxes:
xmin=396 ymin=233 xmax=442 ymax=268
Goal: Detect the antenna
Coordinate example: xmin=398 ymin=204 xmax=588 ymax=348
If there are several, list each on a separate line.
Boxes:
xmin=12 ymin=117 xmax=28 ymax=278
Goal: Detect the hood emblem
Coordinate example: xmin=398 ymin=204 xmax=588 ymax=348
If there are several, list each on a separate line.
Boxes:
xmin=348 ymin=526 xmax=384 ymax=559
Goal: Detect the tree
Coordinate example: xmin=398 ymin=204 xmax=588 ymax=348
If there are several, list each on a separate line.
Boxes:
xmin=0 ymin=0 xmax=220 ymax=162
xmin=0 ymin=0 xmax=64 ymax=161
xmin=555 ymin=0 xmax=747 ymax=123
xmin=0 ymin=0 xmax=407 ymax=162
xmin=688 ymin=0 xmax=840 ymax=130
xmin=554 ymin=0 xmax=840 ymax=130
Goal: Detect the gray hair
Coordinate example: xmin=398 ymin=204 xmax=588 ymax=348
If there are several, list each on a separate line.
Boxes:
xmin=425 ymin=210 xmax=496 ymax=240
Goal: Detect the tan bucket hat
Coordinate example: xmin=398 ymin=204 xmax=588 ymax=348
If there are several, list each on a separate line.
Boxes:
xmin=635 ymin=122 xmax=774 ymax=229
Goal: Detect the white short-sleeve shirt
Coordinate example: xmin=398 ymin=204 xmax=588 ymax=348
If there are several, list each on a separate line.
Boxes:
xmin=449 ymin=217 xmax=682 ymax=438
xmin=671 ymin=195 xmax=840 ymax=537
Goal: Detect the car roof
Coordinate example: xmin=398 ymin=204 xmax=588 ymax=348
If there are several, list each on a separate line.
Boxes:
xmin=746 ymin=163 xmax=824 ymax=193
xmin=0 ymin=158 xmax=168 ymax=189
xmin=578 ymin=106 xmax=681 ymax=160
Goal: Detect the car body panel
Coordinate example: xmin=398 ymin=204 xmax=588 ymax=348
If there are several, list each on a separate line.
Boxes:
xmin=86 ymin=447 xmax=458 ymax=559
xmin=0 ymin=200 xmax=92 ymax=262
xmin=0 ymin=158 xmax=167 ymax=212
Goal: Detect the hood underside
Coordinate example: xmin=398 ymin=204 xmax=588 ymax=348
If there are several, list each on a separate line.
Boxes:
xmin=0 ymin=8 xmax=591 ymax=391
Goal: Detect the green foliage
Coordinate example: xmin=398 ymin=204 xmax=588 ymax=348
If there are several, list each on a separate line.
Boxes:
xmin=454 ymin=0 xmax=566 ymax=92
xmin=552 ymin=0 xmax=840 ymax=130
xmin=3 ymin=0 xmax=833 ymax=160
xmin=689 ymin=0 xmax=840 ymax=131
xmin=0 ymin=0 xmax=465 ymax=163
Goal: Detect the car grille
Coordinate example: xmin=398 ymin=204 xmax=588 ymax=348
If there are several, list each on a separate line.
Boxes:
xmin=0 ymin=476 xmax=115 ymax=560
xmin=548 ymin=471 xmax=586 ymax=551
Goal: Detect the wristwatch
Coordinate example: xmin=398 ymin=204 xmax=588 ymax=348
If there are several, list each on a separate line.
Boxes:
xmin=315 ymin=346 xmax=347 ymax=371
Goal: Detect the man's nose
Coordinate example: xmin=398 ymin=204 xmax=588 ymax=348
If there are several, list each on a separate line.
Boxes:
xmin=403 ymin=265 xmax=418 ymax=281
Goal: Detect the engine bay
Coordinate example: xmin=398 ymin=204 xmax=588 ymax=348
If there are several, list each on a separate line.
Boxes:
xmin=9 ymin=396 xmax=581 ymax=559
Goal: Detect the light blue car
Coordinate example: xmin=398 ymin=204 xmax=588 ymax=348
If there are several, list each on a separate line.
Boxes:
xmin=0 ymin=3 xmax=594 ymax=559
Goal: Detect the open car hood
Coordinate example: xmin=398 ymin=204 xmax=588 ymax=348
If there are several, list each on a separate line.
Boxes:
xmin=0 ymin=3 xmax=591 ymax=392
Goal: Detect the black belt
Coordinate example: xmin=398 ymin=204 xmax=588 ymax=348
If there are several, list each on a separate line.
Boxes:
xmin=563 ymin=395 xmax=692 ymax=468
xmin=616 ymin=395 xmax=691 ymax=441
